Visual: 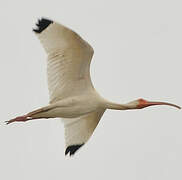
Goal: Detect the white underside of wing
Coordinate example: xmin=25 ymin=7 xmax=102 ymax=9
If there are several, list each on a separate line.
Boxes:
xmin=62 ymin=109 xmax=105 ymax=148
xmin=35 ymin=21 xmax=95 ymax=103
xmin=47 ymin=49 xmax=93 ymax=103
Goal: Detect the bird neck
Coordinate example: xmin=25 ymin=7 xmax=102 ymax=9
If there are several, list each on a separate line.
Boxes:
xmin=105 ymin=101 xmax=135 ymax=110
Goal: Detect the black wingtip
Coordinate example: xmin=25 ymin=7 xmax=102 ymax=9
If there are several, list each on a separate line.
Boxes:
xmin=65 ymin=144 xmax=84 ymax=156
xmin=33 ymin=18 xmax=53 ymax=33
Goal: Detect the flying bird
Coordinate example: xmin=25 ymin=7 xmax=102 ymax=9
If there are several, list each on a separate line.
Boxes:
xmin=5 ymin=18 xmax=181 ymax=156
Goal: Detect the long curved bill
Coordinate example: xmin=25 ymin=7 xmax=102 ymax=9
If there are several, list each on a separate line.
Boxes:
xmin=137 ymin=99 xmax=181 ymax=109
xmin=147 ymin=101 xmax=181 ymax=109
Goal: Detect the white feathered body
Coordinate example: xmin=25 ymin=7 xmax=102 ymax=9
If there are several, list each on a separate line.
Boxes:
xmin=35 ymin=91 xmax=106 ymax=119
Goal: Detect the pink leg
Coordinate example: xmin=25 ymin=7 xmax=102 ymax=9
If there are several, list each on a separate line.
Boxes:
xmin=5 ymin=115 xmax=32 ymax=125
xmin=5 ymin=106 xmax=53 ymax=125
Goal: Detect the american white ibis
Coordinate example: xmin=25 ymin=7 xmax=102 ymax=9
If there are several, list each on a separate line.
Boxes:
xmin=5 ymin=18 xmax=180 ymax=156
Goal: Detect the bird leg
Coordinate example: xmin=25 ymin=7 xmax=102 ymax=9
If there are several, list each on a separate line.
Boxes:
xmin=5 ymin=106 xmax=52 ymax=125
xmin=5 ymin=115 xmax=32 ymax=125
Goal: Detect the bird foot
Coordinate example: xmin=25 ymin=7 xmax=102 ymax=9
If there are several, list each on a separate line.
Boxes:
xmin=5 ymin=115 xmax=29 ymax=125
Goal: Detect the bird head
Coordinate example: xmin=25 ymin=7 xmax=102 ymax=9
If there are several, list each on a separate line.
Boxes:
xmin=128 ymin=98 xmax=181 ymax=110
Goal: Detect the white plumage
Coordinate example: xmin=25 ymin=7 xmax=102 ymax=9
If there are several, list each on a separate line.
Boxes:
xmin=37 ymin=22 xmax=94 ymax=103
xmin=34 ymin=19 xmax=105 ymax=155
xmin=6 ymin=18 xmax=180 ymax=156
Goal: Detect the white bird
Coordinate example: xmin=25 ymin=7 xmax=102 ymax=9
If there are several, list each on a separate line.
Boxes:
xmin=6 ymin=18 xmax=180 ymax=156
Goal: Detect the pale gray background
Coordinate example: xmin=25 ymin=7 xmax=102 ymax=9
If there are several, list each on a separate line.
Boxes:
xmin=0 ymin=0 xmax=181 ymax=179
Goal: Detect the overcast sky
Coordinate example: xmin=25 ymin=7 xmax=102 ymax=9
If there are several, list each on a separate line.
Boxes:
xmin=0 ymin=0 xmax=181 ymax=179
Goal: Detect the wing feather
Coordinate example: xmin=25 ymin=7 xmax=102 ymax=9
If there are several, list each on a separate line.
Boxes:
xmin=62 ymin=109 xmax=105 ymax=156
xmin=34 ymin=18 xmax=94 ymax=103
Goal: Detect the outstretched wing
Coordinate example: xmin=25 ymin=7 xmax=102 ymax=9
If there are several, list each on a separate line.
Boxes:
xmin=62 ymin=109 xmax=105 ymax=156
xmin=33 ymin=18 xmax=94 ymax=103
